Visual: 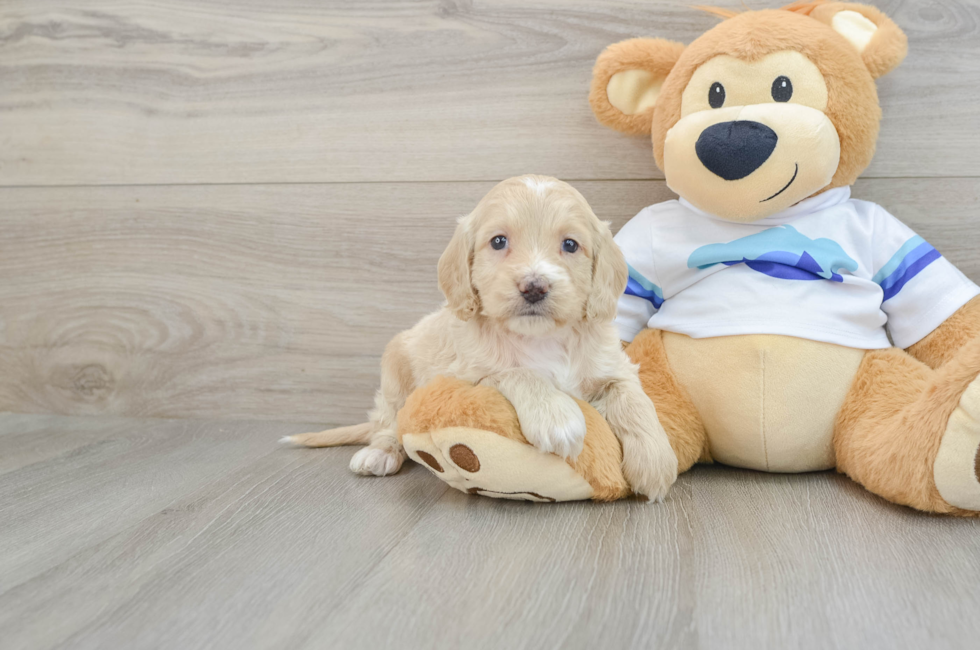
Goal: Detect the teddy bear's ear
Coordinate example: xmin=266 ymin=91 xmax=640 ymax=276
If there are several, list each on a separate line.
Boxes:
xmin=807 ymin=2 xmax=908 ymax=79
xmin=589 ymin=38 xmax=686 ymax=135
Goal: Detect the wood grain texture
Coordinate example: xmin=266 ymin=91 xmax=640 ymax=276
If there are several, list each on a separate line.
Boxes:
xmin=1 ymin=413 xmax=978 ymax=650
xmin=315 ymin=470 xmax=980 ymax=650
xmin=1 ymin=0 xmax=978 ymax=186
xmin=0 ymin=412 xmax=135 ymax=476
xmin=0 ymin=414 xmax=304 ymax=590
xmin=2 ymin=178 xmax=978 ymax=423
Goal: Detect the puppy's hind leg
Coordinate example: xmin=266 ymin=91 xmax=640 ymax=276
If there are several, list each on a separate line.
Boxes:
xmin=281 ymin=332 xmax=414 ymax=476
xmin=349 ymin=393 xmax=407 ymax=477
xmin=281 ymin=405 xmax=403 ymax=476
xmin=349 ymin=333 xmax=415 ymax=476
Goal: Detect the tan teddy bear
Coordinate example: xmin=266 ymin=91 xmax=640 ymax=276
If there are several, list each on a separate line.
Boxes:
xmin=394 ymin=2 xmax=980 ymax=515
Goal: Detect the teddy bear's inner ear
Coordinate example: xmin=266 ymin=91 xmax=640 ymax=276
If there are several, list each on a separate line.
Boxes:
xmin=606 ymin=70 xmax=663 ymax=117
xmin=590 ymin=38 xmax=686 ymax=136
xmin=831 ymin=10 xmax=878 ymax=52
xmin=808 ymin=2 xmax=908 ymax=79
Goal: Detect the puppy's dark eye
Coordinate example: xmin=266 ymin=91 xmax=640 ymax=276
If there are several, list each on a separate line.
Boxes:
xmin=562 ymin=239 xmax=579 ymax=254
xmin=490 ymin=235 xmax=507 ymax=250
xmin=708 ymin=82 xmax=725 ymax=109
xmin=771 ymin=76 xmax=793 ymax=102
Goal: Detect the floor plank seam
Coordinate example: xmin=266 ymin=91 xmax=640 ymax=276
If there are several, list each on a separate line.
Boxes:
xmin=1 ymin=175 xmax=977 ymax=190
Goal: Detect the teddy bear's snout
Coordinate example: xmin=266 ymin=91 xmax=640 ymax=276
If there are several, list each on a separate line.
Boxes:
xmin=695 ymin=120 xmax=778 ymax=181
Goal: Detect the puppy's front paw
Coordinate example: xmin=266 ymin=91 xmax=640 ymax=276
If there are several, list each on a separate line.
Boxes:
xmin=518 ymin=393 xmax=587 ymax=461
xmin=621 ymin=426 xmax=678 ymax=502
xmin=350 ymin=445 xmax=404 ymax=476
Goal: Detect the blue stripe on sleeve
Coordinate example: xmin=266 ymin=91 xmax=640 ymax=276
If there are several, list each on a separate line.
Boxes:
xmin=624 ymin=263 xmax=664 ymax=309
xmin=874 ymin=238 xmax=942 ymax=302
xmin=872 ymin=236 xmax=925 ymax=284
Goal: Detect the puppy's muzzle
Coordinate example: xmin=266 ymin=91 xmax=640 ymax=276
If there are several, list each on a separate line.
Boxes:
xmin=519 ymin=278 xmax=550 ymax=304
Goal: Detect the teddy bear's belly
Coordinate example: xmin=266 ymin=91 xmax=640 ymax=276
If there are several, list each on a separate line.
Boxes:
xmin=662 ymin=332 xmax=866 ymax=472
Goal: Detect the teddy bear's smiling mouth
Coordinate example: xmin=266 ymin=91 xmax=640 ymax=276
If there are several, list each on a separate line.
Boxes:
xmin=761 ymin=163 xmax=799 ymax=202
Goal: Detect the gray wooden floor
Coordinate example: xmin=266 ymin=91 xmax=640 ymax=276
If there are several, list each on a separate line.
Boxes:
xmin=2 ymin=412 xmax=978 ymax=650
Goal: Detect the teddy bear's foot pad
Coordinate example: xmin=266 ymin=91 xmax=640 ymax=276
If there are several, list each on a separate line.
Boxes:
xmin=402 ymin=427 xmax=594 ymax=502
xmin=935 ymin=377 xmax=980 ymax=511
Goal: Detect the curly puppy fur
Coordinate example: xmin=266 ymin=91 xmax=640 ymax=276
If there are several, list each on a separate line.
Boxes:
xmin=288 ymin=175 xmax=677 ymax=500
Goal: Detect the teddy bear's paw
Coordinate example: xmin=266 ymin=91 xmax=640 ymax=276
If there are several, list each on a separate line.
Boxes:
xmin=934 ymin=376 xmax=980 ymax=511
xmin=350 ymin=444 xmax=405 ymax=477
xmin=403 ymin=427 xmax=594 ymax=502
xmin=401 ymin=432 xmax=469 ymax=493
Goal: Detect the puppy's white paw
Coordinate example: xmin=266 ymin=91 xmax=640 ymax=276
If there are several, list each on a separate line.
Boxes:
xmin=350 ymin=446 xmax=404 ymax=476
xmin=518 ymin=392 xmax=587 ymax=461
xmin=621 ymin=425 xmax=678 ymax=502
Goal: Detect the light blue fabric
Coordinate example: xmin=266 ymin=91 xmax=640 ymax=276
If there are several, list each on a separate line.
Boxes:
xmin=687 ymin=225 xmax=858 ymax=282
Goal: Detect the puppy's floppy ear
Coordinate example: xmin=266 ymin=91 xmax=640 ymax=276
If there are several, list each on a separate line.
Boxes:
xmin=589 ymin=38 xmax=686 ymax=136
xmin=438 ymin=215 xmax=480 ymax=321
xmin=807 ymin=2 xmax=907 ymax=79
xmin=586 ymin=220 xmax=628 ymax=322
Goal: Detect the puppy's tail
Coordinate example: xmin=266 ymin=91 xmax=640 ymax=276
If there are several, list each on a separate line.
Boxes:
xmin=280 ymin=422 xmax=373 ymax=448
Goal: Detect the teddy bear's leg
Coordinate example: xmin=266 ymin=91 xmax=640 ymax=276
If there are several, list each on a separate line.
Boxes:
xmin=397 ymin=376 xmax=631 ymax=501
xmin=834 ymin=339 xmax=980 ymax=515
xmin=626 ymin=329 xmax=711 ymax=472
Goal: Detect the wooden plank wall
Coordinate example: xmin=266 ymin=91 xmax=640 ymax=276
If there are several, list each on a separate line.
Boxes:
xmin=1 ymin=1 xmax=979 ymax=424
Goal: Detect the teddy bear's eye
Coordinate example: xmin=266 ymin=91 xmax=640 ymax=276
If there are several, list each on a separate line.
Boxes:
xmin=708 ymin=82 xmax=725 ymax=109
xmin=771 ymin=76 xmax=793 ymax=102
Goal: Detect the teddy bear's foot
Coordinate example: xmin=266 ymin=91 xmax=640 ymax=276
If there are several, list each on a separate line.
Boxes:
xmin=402 ymin=427 xmax=595 ymax=502
xmin=935 ymin=377 xmax=980 ymax=511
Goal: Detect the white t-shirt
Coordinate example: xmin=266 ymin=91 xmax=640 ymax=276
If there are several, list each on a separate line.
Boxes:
xmin=614 ymin=186 xmax=979 ymax=350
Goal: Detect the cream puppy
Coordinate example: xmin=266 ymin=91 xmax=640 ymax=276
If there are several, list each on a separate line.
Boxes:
xmin=284 ymin=175 xmax=678 ymax=500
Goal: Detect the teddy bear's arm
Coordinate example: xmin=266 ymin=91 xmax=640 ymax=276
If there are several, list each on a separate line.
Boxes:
xmin=397 ymin=375 xmax=631 ymax=502
xmin=906 ymin=296 xmax=980 ymax=369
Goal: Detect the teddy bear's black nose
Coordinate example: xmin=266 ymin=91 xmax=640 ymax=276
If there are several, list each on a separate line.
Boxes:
xmin=695 ymin=120 xmax=778 ymax=181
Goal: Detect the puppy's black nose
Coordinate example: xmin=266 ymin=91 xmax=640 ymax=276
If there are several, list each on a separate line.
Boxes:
xmin=695 ymin=120 xmax=778 ymax=181
xmin=520 ymin=280 xmax=549 ymax=304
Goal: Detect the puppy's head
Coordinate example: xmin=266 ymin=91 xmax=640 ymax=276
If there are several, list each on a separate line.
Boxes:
xmin=438 ymin=175 xmax=627 ymax=336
